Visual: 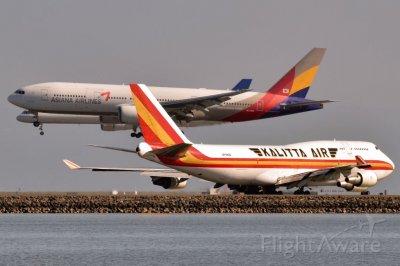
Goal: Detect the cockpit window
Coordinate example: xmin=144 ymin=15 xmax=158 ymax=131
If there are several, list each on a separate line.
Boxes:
xmin=15 ymin=89 xmax=25 ymax=95
xmin=375 ymin=146 xmax=379 ymax=150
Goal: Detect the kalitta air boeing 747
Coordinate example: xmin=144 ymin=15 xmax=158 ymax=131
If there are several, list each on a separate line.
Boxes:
xmin=63 ymin=84 xmax=394 ymax=195
xmin=9 ymin=48 xmax=332 ymax=136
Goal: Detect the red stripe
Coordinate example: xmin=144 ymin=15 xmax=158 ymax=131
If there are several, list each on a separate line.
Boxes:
xmin=131 ymin=84 xmax=183 ymax=144
xmin=159 ymin=147 xmax=392 ymax=170
xmin=185 ymin=147 xmax=386 ymax=164
xmin=164 ymin=144 xmax=392 ymax=171
xmin=160 ymin=158 xmax=392 ymax=170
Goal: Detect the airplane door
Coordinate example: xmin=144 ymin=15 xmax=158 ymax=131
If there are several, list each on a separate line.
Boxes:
xmin=41 ymin=89 xmax=49 ymax=101
xmin=341 ymin=142 xmax=353 ymax=163
xmin=257 ymin=100 xmax=264 ymax=112
xmin=92 ymin=91 xmax=101 ymax=111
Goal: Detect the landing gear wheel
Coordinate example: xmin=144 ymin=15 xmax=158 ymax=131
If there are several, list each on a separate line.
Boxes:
xmin=38 ymin=123 xmax=44 ymax=136
xmin=130 ymin=132 xmax=143 ymax=138
xmin=361 ymin=191 xmax=370 ymax=195
xmin=294 ymin=187 xmax=310 ymax=195
xmin=33 ymin=121 xmax=40 ymax=127
xmin=262 ymin=185 xmax=281 ymax=195
xmin=245 ymin=186 xmax=263 ymax=195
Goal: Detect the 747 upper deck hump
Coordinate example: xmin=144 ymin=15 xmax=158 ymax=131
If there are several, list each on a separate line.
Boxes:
xmin=8 ymin=48 xmax=333 ymax=136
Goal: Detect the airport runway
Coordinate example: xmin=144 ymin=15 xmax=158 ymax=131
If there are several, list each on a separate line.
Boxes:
xmin=0 ymin=193 xmax=399 ymax=213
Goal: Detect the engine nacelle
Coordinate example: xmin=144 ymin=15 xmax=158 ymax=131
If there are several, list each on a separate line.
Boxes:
xmin=118 ymin=105 xmax=139 ymax=125
xmin=151 ymin=177 xmax=188 ymax=189
xmin=345 ymin=169 xmax=378 ymax=187
xmin=336 ymin=181 xmax=354 ymax=191
xmin=101 ymin=123 xmax=133 ymax=131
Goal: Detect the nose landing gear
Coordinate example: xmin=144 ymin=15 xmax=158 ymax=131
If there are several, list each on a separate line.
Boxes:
xmin=33 ymin=121 xmax=44 ymax=135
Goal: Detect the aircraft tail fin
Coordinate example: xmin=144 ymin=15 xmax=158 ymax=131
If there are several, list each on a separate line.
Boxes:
xmin=130 ymin=84 xmax=192 ymax=147
xmin=232 ymin=79 xmax=252 ymax=91
xmin=266 ymin=48 xmax=326 ymax=98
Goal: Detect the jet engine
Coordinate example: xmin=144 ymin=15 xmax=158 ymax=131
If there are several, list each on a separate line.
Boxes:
xmin=100 ymin=123 xmax=133 ymax=131
xmin=151 ymin=177 xmax=188 ymax=189
xmin=118 ymin=105 xmax=139 ymax=125
xmin=336 ymin=169 xmax=378 ymax=191
xmin=344 ymin=169 xmax=378 ymax=187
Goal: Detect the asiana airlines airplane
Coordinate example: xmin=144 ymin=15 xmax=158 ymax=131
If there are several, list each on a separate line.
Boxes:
xmin=63 ymin=84 xmax=394 ymax=195
xmin=8 ymin=48 xmax=332 ymax=136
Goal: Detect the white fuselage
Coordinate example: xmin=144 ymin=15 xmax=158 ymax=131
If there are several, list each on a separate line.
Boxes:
xmin=8 ymin=82 xmax=264 ymax=128
xmin=144 ymin=140 xmax=394 ymax=187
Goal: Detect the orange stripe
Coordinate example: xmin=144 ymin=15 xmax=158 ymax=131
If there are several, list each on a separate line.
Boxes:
xmin=131 ymin=84 xmax=183 ymax=145
xmin=134 ymin=97 xmax=175 ymax=145
xmin=160 ymin=147 xmax=393 ymax=170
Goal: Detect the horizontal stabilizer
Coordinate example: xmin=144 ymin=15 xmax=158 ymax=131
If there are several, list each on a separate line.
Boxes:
xmin=88 ymin=144 xmax=137 ymax=154
xmin=151 ymin=143 xmax=192 ymax=158
xmin=280 ymin=100 xmax=335 ymax=110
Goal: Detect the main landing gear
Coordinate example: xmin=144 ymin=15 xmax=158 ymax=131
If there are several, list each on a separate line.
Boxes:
xmin=33 ymin=121 xmax=44 ymax=135
xmin=293 ymin=187 xmax=311 ymax=195
xmin=228 ymin=185 xmax=283 ymax=195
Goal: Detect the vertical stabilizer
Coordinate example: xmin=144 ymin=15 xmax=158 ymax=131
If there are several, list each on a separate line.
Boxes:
xmin=130 ymin=84 xmax=192 ymax=147
xmin=266 ymin=48 xmax=326 ymax=98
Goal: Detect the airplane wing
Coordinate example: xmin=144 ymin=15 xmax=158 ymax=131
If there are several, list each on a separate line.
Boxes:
xmin=280 ymin=100 xmax=335 ymax=110
xmin=162 ymin=89 xmax=250 ymax=110
xmin=160 ymin=80 xmax=251 ymax=121
xmin=63 ymin=159 xmax=190 ymax=178
xmin=230 ymin=79 xmax=252 ymax=91
xmin=275 ymin=156 xmax=371 ymax=188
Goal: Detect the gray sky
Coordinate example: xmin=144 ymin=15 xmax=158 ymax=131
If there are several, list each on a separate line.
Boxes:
xmin=1 ymin=1 xmax=399 ymax=193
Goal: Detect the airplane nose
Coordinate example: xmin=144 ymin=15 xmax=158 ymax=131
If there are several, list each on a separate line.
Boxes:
xmin=388 ymin=157 xmax=395 ymax=171
xmin=7 ymin=94 xmax=16 ymax=105
xmin=382 ymin=152 xmax=395 ymax=171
